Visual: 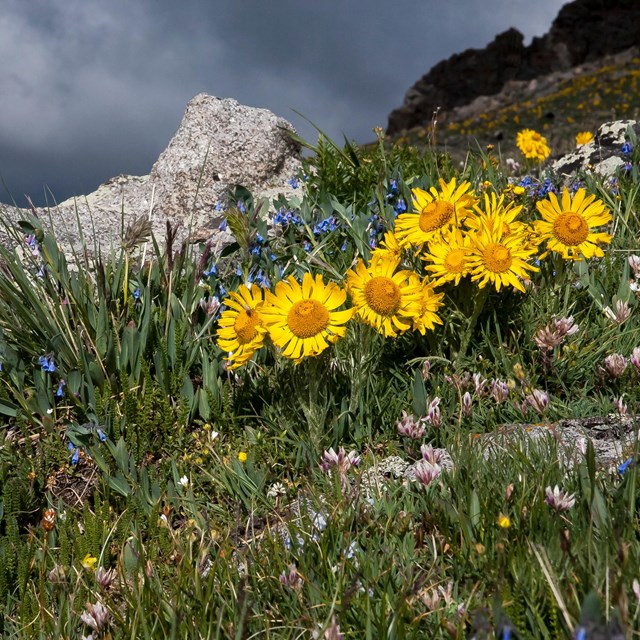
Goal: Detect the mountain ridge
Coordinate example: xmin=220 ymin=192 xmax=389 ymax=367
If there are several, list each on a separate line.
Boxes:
xmin=387 ymin=0 xmax=640 ymax=138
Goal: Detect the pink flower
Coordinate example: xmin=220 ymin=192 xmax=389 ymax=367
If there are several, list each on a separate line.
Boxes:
xmin=427 ymin=397 xmax=442 ymax=428
xmin=472 ymin=373 xmax=487 ymax=396
xmin=491 ymin=379 xmax=510 ymax=404
xmin=630 ymin=347 xmax=640 ymax=370
xmin=414 ymin=460 xmax=441 ymax=487
xmin=629 ymin=254 xmax=640 ymax=278
xmin=320 ymin=447 xmax=360 ymax=490
xmin=603 ymin=300 xmax=631 ymax=326
xmin=420 ymin=444 xmax=446 ymax=465
xmin=320 ymin=447 xmax=360 ymax=474
xmin=80 ymin=602 xmax=110 ymax=634
xmin=462 ymin=392 xmax=472 ymax=417
xmin=525 ymin=389 xmax=549 ymax=414
xmin=396 ymin=410 xmax=427 ymax=439
xmin=533 ymin=316 xmax=579 ymax=350
xmin=615 ymin=396 xmax=628 ymax=415
xmin=545 ymin=485 xmax=576 ymax=512
xmin=604 ymin=353 xmax=627 ymax=378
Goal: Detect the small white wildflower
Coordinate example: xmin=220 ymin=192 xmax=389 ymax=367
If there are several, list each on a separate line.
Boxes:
xmin=633 ymin=578 xmax=640 ymax=602
xmin=603 ymin=300 xmax=631 ymax=325
xmin=267 ymin=482 xmax=286 ymax=499
xmin=178 ymin=475 xmax=189 ymax=488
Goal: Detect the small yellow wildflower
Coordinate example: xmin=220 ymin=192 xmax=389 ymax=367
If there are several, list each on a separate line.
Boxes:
xmin=513 ymin=186 xmax=526 ymax=196
xmin=497 ymin=513 xmax=511 ymax=529
xmin=238 ymin=451 xmax=248 ymax=463
xmin=516 ymin=129 xmax=550 ymax=162
xmin=512 ymin=363 xmax=525 ymax=380
xmin=82 ymin=553 xmax=98 ymax=571
xmin=575 ymin=131 xmax=594 ymax=146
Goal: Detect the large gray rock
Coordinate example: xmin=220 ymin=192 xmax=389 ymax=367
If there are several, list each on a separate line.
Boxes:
xmin=0 ymin=95 xmax=303 ymax=259
xmin=149 ymin=94 xmax=302 ymax=237
xmin=552 ymin=119 xmax=640 ymax=177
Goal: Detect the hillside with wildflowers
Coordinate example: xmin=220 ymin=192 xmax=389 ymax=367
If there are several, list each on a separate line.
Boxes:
xmin=390 ymin=47 xmax=640 ymax=166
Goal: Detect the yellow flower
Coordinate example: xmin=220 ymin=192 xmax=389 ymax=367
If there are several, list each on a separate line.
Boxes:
xmin=260 ymin=272 xmax=354 ymax=363
xmin=422 ymin=227 xmax=472 ymax=287
xmin=497 ymin=513 xmax=511 ymax=529
xmin=513 ymin=186 xmax=526 ymax=196
xmin=466 ymin=191 xmax=530 ymax=240
xmin=216 ymin=284 xmax=267 ymax=369
xmin=466 ymin=221 xmax=539 ymax=293
xmin=512 ymin=363 xmax=525 ymax=381
xmin=346 ymin=254 xmax=423 ymax=338
xmin=408 ymin=274 xmax=445 ymax=335
xmin=516 ymin=129 xmax=550 ymax=162
xmin=394 ymin=178 xmax=477 ymax=248
xmin=238 ymin=451 xmax=247 ymax=463
xmin=82 ymin=553 xmax=98 ymax=571
xmin=575 ymin=131 xmax=594 ymax=146
xmin=371 ymin=231 xmax=402 ymax=260
xmin=534 ymin=187 xmax=612 ymax=260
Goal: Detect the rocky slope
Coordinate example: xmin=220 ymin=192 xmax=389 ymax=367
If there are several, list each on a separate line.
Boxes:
xmin=387 ymin=0 xmax=640 ymax=136
xmin=383 ymin=45 xmax=640 ymax=164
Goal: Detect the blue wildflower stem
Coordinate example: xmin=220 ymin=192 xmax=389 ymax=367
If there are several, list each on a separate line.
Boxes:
xmin=456 ymin=285 xmax=490 ymax=367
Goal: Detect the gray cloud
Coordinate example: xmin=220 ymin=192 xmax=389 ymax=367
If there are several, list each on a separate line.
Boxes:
xmin=0 ymin=0 xmax=567 ymax=206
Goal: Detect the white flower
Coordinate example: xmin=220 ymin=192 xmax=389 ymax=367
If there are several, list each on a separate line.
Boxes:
xmin=267 ymin=482 xmax=286 ymax=499
xmin=179 ymin=475 xmax=189 ymax=488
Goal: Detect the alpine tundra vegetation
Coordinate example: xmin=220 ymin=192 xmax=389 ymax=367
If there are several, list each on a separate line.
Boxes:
xmin=1 ymin=122 xmax=640 ymax=639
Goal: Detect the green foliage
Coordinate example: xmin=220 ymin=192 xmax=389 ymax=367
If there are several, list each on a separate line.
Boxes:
xmin=3 ymin=131 xmax=640 ymax=637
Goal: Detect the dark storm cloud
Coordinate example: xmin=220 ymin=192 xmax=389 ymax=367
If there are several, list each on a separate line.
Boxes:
xmin=0 ymin=0 xmax=566 ymax=206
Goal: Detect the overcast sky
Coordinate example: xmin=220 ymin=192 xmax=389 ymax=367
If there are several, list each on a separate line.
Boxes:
xmin=0 ymin=0 xmax=567 ymax=206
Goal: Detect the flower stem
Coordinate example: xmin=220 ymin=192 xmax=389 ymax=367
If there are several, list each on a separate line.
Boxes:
xmin=456 ymin=286 xmax=490 ymax=367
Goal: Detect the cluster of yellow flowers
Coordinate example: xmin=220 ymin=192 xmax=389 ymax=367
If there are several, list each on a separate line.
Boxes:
xmin=516 ymin=129 xmax=551 ymax=162
xmin=217 ymin=177 xmax=613 ymax=369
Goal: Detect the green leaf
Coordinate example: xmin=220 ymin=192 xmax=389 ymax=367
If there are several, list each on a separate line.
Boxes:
xmin=108 ymin=437 xmax=130 ymax=473
xmin=586 ymin=438 xmax=596 ymax=497
xmin=412 ymin=369 xmax=427 ymax=417
xmin=219 ymin=241 xmax=240 ymax=258
xmin=108 ymin=473 xmax=131 ymax=497
xmin=0 ymin=401 xmax=17 ymax=417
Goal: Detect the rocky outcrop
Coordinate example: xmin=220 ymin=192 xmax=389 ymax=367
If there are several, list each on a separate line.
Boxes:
xmin=387 ymin=0 xmax=640 ymax=134
xmin=553 ymin=119 xmax=640 ymax=177
xmin=0 ymin=95 xmax=303 ymax=259
xmin=388 ymin=28 xmax=531 ymax=135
